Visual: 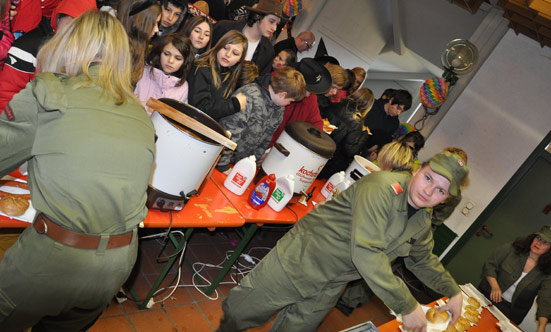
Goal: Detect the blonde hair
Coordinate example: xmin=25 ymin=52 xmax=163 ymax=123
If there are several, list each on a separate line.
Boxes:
xmin=443 ymin=147 xmax=469 ymax=187
xmin=117 ymin=0 xmax=161 ymax=84
xmin=324 ymin=63 xmax=347 ymax=88
xmin=352 ymin=67 xmax=366 ymax=81
xmin=37 ymin=10 xmax=134 ymax=106
xmin=195 ymin=30 xmax=248 ymax=98
xmin=378 ymin=141 xmax=414 ymax=172
xmin=270 ymin=66 xmax=306 ymax=101
xmin=443 ymin=147 xmax=468 ymax=164
xmin=347 ymin=88 xmax=374 ymax=120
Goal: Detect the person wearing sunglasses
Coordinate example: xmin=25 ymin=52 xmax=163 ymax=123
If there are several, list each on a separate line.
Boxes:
xmin=274 ymin=30 xmax=315 ymax=55
xmin=479 ymin=226 xmax=551 ymax=331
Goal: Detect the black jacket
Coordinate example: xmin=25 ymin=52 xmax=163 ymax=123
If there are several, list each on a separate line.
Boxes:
xmin=188 ymin=65 xmax=241 ymax=120
xmin=273 ymin=37 xmax=298 ymax=55
xmin=318 ymin=101 xmax=369 ymax=178
xmin=211 ymin=19 xmax=275 ymax=76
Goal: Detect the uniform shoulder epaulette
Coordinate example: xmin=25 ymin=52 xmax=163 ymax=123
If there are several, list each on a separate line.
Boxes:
xmin=390 ymin=182 xmax=403 ymax=195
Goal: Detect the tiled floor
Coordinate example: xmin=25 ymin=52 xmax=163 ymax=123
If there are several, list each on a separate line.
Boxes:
xmin=89 ymin=226 xmax=395 ymax=332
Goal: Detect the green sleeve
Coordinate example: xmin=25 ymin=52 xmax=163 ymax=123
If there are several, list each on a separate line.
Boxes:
xmin=350 ymin=182 xmax=418 ymax=315
xmin=481 ymin=243 xmax=512 ymax=280
xmin=0 ymin=83 xmax=39 ymax=176
xmin=404 ymin=229 xmax=461 ymax=298
xmin=536 ymin=275 xmax=551 ymax=320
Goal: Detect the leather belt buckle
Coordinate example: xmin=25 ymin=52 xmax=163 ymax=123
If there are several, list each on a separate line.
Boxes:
xmin=35 ymin=215 xmax=48 ymax=235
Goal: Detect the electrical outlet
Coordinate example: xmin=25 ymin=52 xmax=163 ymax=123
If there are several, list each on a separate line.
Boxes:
xmin=466 ymin=201 xmax=475 ymax=210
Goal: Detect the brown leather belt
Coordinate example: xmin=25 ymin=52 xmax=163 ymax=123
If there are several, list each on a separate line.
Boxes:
xmin=33 ymin=213 xmax=133 ymax=250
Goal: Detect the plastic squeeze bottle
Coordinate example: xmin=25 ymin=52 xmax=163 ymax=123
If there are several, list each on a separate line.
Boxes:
xmin=331 ymin=179 xmax=352 ymax=200
xmin=320 ymin=171 xmax=345 ymax=198
xmin=248 ymin=174 xmax=276 ymax=210
xmin=224 ymin=155 xmax=257 ymax=196
xmin=268 ymin=174 xmax=295 ymax=212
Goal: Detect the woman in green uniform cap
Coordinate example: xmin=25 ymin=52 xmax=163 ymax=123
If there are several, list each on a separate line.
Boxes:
xmin=218 ymin=151 xmax=469 ymax=332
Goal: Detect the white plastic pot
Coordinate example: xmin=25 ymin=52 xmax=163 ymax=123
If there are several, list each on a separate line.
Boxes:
xmin=262 ymin=121 xmax=336 ymax=193
xmin=345 ymin=155 xmax=380 ymax=183
xmin=149 ymin=99 xmax=226 ymax=199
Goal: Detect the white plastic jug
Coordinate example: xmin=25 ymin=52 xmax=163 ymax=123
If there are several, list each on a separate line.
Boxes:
xmin=224 ymin=155 xmax=257 ymax=196
xmin=268 ymin=175 xmax=295 ymax=212
xmin=321 ymin=171 xmax=345 ymax=198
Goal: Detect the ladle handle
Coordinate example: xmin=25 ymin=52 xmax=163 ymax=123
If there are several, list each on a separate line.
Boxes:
xmin=146 ymin=98 xmax=237 ymax=151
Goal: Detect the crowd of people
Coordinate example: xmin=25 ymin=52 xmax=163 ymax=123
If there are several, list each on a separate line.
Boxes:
xmin=0 ymin=1 xmax=548 ymax=332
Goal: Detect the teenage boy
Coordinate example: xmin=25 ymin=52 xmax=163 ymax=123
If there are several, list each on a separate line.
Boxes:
xmin=211 ymin=0 xmax=286 ymax=76
xmin=158 ymin=0 xmax=187 ymax=36
xmin=364 ymin=89 xmax=412 ymax=142
xmin=269 ymin=57 xmax=331 ymax=146
xmin=361 ymin=89 xmax=413 ymax=160
xmin=217 ymin=151 xmax=469 ymax=332
xmin=216 ymin=66 xmax=306 ymax=172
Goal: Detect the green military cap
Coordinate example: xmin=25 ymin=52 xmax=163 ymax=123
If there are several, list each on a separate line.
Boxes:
xmin=428 ymin=151 xmax=469 ymax=197
xmin=536 ymin=225 xmax=551 ymax=243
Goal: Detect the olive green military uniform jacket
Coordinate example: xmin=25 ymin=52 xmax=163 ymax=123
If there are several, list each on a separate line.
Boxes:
xmin=276 ymin=171 xmax=461 ymax=315
xmin=480 ymin=243 xmax=551 ymax=322
xmin=0 ymin=67 xmax=155 ymax=234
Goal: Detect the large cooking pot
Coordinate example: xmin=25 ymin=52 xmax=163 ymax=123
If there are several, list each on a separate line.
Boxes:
xmin=262 ymin=121 xmax=336 ymax=193
xmin=148 ymin=98 xmax=228 ymax=210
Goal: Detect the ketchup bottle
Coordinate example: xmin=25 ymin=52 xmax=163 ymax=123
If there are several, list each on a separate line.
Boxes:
xmin=248 ymin=174 xmax=276 ymax=210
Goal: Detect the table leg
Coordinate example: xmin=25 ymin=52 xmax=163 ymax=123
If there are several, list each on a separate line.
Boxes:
xmin=130 ymin=228 xmax=194 ymax=309
xmin=204 ymin=224 xmax=259 ymax=296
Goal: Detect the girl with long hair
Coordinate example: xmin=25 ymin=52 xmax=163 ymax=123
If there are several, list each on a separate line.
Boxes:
xmin=187 ymin=30 xmax=248 ymax=120
xmin=180 ymin=14 xmax=212 ymax=56
xmin=135 ymin=33 xmax=194 ymax=115
xmin=318 ymin=88 xmax=375 ymax=178
xmin=117 ymin=0 xmax=161 ymax=84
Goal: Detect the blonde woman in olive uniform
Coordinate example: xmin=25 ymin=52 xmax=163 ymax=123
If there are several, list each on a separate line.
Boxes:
xmin=0 ymin=11 xmax=154 ymax=331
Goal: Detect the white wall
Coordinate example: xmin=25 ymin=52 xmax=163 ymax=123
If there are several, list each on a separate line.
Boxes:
xmin=422 ymin=30 xmax=551 ymax=332
xmin=419 ymin=29 xmax=551 ymax=250
xmin=290 ymin=0 xmax=392 ymax=70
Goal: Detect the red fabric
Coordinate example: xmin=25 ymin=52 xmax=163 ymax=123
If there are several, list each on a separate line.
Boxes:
xmin=330 ymin=89 xmax=347 ymax=103
xmin=41 ymin=0 xmax=60 ymax=17
xmin=10 ymin=0 xmax=41 ymax=33
xmin=50 ymin=0 xmax=97 ymax=31
xmin=0 ymin=64 xmax=33 ymax=111
xmin=0 ymin=11 xmax=14 ymax=62
xmin=268 ymin=93 xmax=324 ymax=148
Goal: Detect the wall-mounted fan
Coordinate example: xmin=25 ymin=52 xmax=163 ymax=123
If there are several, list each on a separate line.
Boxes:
xmin=441 ymin=39 xmax=479 ymax=86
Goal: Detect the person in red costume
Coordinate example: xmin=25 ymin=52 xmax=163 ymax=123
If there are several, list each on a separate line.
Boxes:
xmin=0 ymin=0 xmax=96 ymax=113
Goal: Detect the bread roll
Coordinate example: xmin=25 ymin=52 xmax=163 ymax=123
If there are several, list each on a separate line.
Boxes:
xmin=467 ymin=297 xmax=480 ymax=308
xmin=464 ymin=310 xmax=480 ymax=323
xmin=443 ymin=325 xmax=458 ymax=332
xmin=0 ymin=196 xmax=29 ymax=216
xmin=454 ymin=317 xmax=471 ymax=331
xmin=426 ymin=308 xmax=450 ymax=324
xmin=464 ymin=305 xmax=478 ymax=313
